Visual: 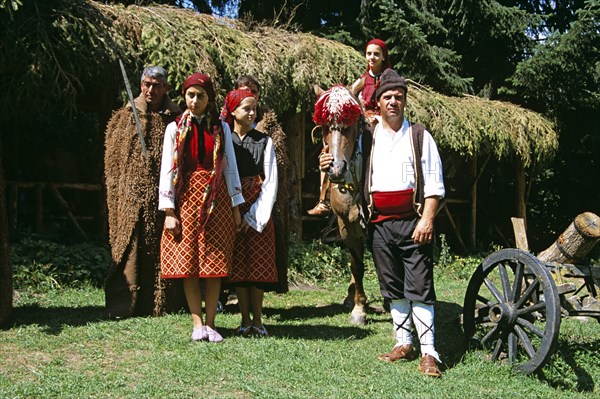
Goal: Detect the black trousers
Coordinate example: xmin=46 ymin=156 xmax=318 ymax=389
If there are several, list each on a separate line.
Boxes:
xmin=369 ymin=217 xmax=436 ymax=304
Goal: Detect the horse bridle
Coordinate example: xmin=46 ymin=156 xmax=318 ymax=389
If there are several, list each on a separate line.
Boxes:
xmin=312 ymin=120 xmax=363 ymax=200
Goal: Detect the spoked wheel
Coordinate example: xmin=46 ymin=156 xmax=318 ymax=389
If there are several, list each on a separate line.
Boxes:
xmin=463 ymin=249 xmax=561 ymax=374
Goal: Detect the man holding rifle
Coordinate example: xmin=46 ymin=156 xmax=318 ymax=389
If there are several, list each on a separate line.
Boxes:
xmin=104 ymin=65 xmax=182 ymax=318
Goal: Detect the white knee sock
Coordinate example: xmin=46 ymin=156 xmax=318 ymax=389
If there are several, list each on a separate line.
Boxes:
xmin=390 ymin=299 xmax=412 ymax=346
xmin=412 ymin=301 xmax=441 ymax=362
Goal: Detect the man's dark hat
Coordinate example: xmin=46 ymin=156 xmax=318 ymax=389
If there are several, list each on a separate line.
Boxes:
xmin=375 ymin=69 xmax=408 ymax=100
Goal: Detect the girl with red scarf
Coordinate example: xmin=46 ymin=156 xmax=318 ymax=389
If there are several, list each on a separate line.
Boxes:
xmin=307 ymin=38 xmax=391 ymax=217
xmin=158 ymin=73 xmax=244 ymax=343
xmin=351 ymin=38 xmax=392 ymax=120
xmin=221 ymin=89 xmax=278 ymax=337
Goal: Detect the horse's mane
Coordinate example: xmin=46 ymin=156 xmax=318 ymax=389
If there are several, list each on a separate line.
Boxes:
xmin=313 ymin=85 xmax=362 ymax=127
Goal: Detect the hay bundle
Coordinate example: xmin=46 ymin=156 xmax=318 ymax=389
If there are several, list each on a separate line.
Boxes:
xmin=407 ymin=81 xmax=558 ymax=166
xmin=1 ymin=0 xmax=557 ymax=165
xmin=9 ymin=1 xmax=364 ymax=116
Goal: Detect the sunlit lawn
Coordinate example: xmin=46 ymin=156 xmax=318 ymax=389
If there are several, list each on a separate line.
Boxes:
xmin=1 ymin=270 xmax=599 ymax=398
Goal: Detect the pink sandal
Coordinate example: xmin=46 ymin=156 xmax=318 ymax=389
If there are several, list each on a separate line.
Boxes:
xmin=191 ymin=326 xmax=208 ymax=341
xmin=205 ymin=326 xmax=224 ymax=343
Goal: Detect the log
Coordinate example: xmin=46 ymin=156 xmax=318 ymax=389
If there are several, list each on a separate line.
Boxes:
xmin=537 ymin=212 xmax=600 ymax=264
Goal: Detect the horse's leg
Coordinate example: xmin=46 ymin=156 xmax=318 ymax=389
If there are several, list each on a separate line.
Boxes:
xmin=344 ymin=275 xmax=356 ymax=309
xmin=336 ymin=215 xmax=355 ymax=309
xmin=345 ymin=220 xmax=367 ymax=325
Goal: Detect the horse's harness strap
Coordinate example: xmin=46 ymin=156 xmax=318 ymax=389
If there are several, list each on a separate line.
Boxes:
xmin=332 ymin=157 xmax=362 ymax=205
xmin=322 ymin=120 xmax=362 ymax=204
xmin=311 ymin=125 xmax=323 ymax=145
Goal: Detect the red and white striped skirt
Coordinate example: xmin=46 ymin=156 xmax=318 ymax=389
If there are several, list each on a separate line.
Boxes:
xmin=228 ymin=175 xmax=277 ymax=283
xmin=160 ymin=170 xmax=235 ymax=279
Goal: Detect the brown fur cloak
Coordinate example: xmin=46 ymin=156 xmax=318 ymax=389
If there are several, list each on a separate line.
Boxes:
xmin=104 ymin=94 xmax=182 ymax=316
xmin=256 ymin=110 xmax=290 ymax=293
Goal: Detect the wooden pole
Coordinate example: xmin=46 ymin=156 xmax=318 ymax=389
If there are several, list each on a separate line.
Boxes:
xmin=35 ymin=185 xmax=44 ymax=233
xmin=8 ymin=184 xmax=17 ymax=231
xmin=469 ymin=156 xmax=477 ymax=250
xmin=283 ymin=110 xmax=304 ymax=237
xmin=515 ymin=158 xmax=527 ymax=225
xmin=443 ymin=206 xmax=468 ymax=253
xmin=537 ymin=212 xmax=600 ymax=264
xmin=511 ymin=217 xmax=529 ymax=251
xmin=48 ymin=184 xmax=88 ymax=240
xmin=0 ymin=138 xmax=12 ymax=325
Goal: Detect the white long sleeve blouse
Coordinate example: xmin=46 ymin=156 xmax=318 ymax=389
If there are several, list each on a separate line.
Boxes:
xmin=158 ymin=120 xmax=245 ymax=210
xmin=239 ymin=135 xmax=278 ymax=233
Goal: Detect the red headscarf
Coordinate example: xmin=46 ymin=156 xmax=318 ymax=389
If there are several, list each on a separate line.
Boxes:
xmin=365 ymin=38 xmax=391 ymax=74
xmin=181 ymin=72 xmax=216 ymax=100
xmin=173 ymin=72 xmax=223 ymax=219
xmin=220 ymin=88 xmax=255 ymax=130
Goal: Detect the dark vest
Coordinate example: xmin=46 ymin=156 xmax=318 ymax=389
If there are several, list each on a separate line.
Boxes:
xmin=232 ymin=129 xmax=269 ymax=178
xmin=363 ymin=122 xmax=426 ymax=221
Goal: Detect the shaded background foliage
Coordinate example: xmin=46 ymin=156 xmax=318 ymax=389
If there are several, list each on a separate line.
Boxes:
xmin=0 ymin=0 xmax=598 ymax=252
xmin=213 ymin=0 xmax=600 ymax=250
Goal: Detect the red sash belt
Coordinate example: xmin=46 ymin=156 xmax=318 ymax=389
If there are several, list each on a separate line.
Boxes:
xmin=371 ymin=189 xmax=416 ymax=223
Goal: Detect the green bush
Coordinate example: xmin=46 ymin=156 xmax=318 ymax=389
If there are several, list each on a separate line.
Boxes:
xmin=9 ymin=233 xmax=486 ymax=292
xmin=287 ymin=235 xmax=378 ymax=285
xmin=288 ymin=237 xmax=351 ymax=284
xmin=10 ymin=236 xmax=110 ymax=291
xmin=436 ymin=234 xmax=484 ymax=280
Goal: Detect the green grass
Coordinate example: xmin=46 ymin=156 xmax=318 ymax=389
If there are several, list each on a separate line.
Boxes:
xmin=2 ymin=271 xmax=599 ymax=399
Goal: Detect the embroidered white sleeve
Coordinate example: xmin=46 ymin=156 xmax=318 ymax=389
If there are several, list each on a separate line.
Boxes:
xmin=221 ymin=121 xmax=245 ymax=207
xmin=244 ymin=137 xmax=278 ymax=233
xmin=158 ymin=121 xmax=176 ymax=210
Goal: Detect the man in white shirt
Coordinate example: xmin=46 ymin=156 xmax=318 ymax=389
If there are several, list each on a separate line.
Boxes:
xmin=320 ymin=68 xmax=445 ymax=377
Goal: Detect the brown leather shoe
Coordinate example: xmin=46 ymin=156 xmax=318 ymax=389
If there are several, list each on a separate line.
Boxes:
xmin=377 ymin=344 xmax=417 ymax=363
xmin=418 ymin=354 xmax=442 ymax=377
xmin=307 ymin=201 xmax=330 ymax=216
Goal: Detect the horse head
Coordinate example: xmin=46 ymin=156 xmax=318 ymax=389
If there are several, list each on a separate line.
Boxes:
xmin=312 ymin=85 xmax=362 ymax=185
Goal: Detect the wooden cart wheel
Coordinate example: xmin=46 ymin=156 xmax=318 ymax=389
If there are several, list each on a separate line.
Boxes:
xmin=463 ymin=248 xmax=561 ymax=374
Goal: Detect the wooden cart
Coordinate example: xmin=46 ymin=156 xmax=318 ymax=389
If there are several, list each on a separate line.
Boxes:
xmin=462 ymin=213 xmax=600 ymax=374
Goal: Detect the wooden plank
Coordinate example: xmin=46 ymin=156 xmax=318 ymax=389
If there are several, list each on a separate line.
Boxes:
xmin=444 ymin=206 xmax=468 ymax=253
xmin=511 ymin=217 xmax=529 ymax=251
xmin=469 ymin=157 xmax=477 ymax=250
xmin=48 ymin=184 xmax=88 ymax=240
xmin=6 ymin=181 xmax=101 ymax=191
xmin=515 ymin=159 xmax=527 ymax=223
xmin=445 ymin=198 xmax=469 ymax=204
xmin=8 ymin=184 xmax=17 ymax=231
xmin=35 ymin=185 xmax=43 ymax=233
xmin=52 ymin=183 xmax=101 ymax=191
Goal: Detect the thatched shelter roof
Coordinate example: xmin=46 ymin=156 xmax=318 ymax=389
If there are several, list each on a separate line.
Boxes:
xmin=0 ymin=0 xmax=557 ymax=166
xmin=408 ymin=82 xmax=558 ymax=166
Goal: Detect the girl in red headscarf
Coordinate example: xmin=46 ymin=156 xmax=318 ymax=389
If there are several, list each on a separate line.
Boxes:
xmin=158 ymin=73 xmax=244 ymax=343
xmin=351 ymin=38 xmax=392 ymax=119
xmin=221 ymin=88 xmax=278 ymax=337
xmin=307 ymin=38 xmax=392 ymax=217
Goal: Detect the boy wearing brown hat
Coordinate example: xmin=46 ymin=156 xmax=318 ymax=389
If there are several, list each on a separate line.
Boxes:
xmin=321 ymin=69 xmax=445 ymax=377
